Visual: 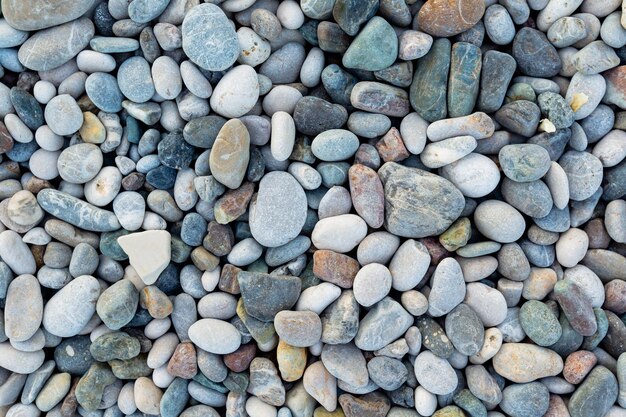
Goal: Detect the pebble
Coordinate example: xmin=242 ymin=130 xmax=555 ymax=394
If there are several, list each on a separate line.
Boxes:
xmin=43 ymin=275 xmax=100 ymax=338
xmin=210 ymin=65 xmax=259 ymax=118
xmin=119 ymin=230 xmax=171 ymax=285
xmin=413 ymin=351 xmax=458 ymax=395
xmin=274 ymin=310 xmax=322 ymax=348
xmin=354 ymin=297 xmax=412 ymax=351
xmin=343 ymin=17 xmax=397 ymax=71
xmin=417 ymin=0 xmax=485 ymax=37
xmin=209 ymin=119 xmax=250 ymax=190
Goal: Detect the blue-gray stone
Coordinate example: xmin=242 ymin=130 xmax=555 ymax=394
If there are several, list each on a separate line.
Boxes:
xmin=161 ymin=378 xmax=190 ymax=417
xmin=342 ymin=16 xmax=397 ymax=71
xmin=499 ymin=144 xmax=551 ymax=182
xmin=265 ymin=236 xmax=311 ymax=267
xmin=117 ymin=57 xmax=155 ymax=103
xmin=99 ymin=229 xmax=130 ymax=261
xmin=146 ymin=165 xmax=177 ymax=189
xmin=158 ymin=131 xmax=195 ymax=170
xmin=520 ymin=239 xmax=556 ymax=267
xmin=603 ymin=160 xmax=626 ymax=201
xmin=90 ymin=37 xmax=139 ymax=53
xmin=259 ymin=42 xmax=306 ymax=84
xmin=237 ymin=271 xmax=301 ymax=322
xmin=533 ymin=205 xmax=570 ymax=233
xmin=512 ymin=27 xmax=562 ymax=77
xmin=54 ymin=336 xmax=94 ymax=375
xmin=86 ymin=72 xmax=123 ymax=113
xmin=333 ymin=0 xmax=379 ymax=36
xmin=321 ymin=64 xmax=358 ymax=109
xmin=293 ymin=96 xmax=348 ymax=136
xmin=519 ymin=300 xmax=562 ymax=346
xmin=580 ymin=104 xmax=614 ymax=144
xmin=182 ymin=3 xmax=239 ymax=71
xmin=10 ymin=87 xmax=43 ymax=130
xmin=410 ymin=38 xmax=451 ymax=122
xmin=181 ymin=213 xmax=207 ymax=247
xmin=128 ymin=0 xmax=171 ymax=23
xmin=537 ymin=92 xmax=574 ymax=130
xmin=96 ymin=279 xmax=139 ymax=331
xmin=528 ymin=128 xmax=571 ymax=161
xmin=568 ymin=366 xmax=618 ymax=417
xmin=183 ymin=116 xmax=227 ymax=149
xmin=37 ymin=189 xmax=121 ymax=232
xmin=478 ymin=51 xmax=516 ymax=113
xmin=93 ymin=2 xmax=115 ymax=36
xmin=445 ymin=303 xmax=484 ymax=356
xmin=559 ymin=151 xmax=603 ymax=201
xmin=17 ymin=17 xmax=94 ymax=71
xmin=495 ymin=100 xmax=541 ymax=137
xmin=6 ymin=140 xmax=37 ymax=163
xmin=500 ymin=382 xmax=550 ymax=417
xmin=501 ymin=178 xmax=553 ymax=218
xmin=318 ymin=162 xmax=350 ymax=188
xmin=448 ymin=42 xmax=482 ymax=118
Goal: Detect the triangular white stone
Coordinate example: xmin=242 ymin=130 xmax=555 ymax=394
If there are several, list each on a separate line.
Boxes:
xmin=118 ymin=230 xmax=171 ymax=285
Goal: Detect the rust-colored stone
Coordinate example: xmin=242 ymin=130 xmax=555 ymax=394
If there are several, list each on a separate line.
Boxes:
xmin=604 ymin=279 xmax=626 ymax=315
xmin=213 ymin=182 xmax=255 ymax=225
xmin=60 ymin=377 xmax=80 ymax=417
xmin=419 ymin=237 xmax=451 ymax=265
xmin=604 ymin=65 xmax=626 ymax=109
xmin=203 ymin=221 xmax=235 ymax=257
xmin=140 ymin=286 xmax=173 ymax=319
xmin=375 ymin=128 xmax=409 ymax=163
xmin=219 ymin=264 xmax=242 ymax=294
xmin=563 ymin=350 xmax=597 ymax=384
xmin=224 ymin=343 xmax=257 ymax=372
xmin=339 ymin=392 xmax=391 ymax=417
xmin=0 ymin=121 xmax=14 ymax=154
xmin=348 ymin=164 xmax=384 ymax=228
xmin=167 ymin=342 xmax=198 ymax=379
xmin=313 ymin=250 xmax=360 ymax=288
xmin=417 ymin=0 xmax=486 ymax=37
xmin=542 ymin=395 xmax=569 ymax=417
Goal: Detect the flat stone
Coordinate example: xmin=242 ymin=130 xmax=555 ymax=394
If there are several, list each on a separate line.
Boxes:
xmin=0 ymin=343 xmax=45 ymax=374
xmin=493 ymin=343 xmax=564 ymax=383
xmin=354 ymin=297 xmax=413 ymax=351
xmin=249 ymin=171 xmax=307 ymax=248
xmin=210 ymin=65 xmax=259 ymax=118
xmin=559 ymin=151 xmax=603 ymax=201
xmin=320 ymin=291 xmax=360 ymax=344
xmin=519 ymin=300 xmax=562 ymax=346
xmin=182 ymin=3 xmax=239 ymax=71
xmin=2 ymin=0 xmax=97 ymax=31
xmin=189 ymin=319 xmax=241 ymax=354
xmin=332 ymin=0 xmax=379 ymax=36
xmin=4 ymin=274 xmax=42 ymax=342
xmin=448 ymin=42 xmax=482 ymax=117
xmin=568 ymin=366 xmax=618 ymax=417
xmin=338 ymin=393 xmax=390 ymax=417
xmin=440 ymin=153 xmax=501 ymax=198
xmin=512 ymin=27 xmax=562 ymax=77
xmin=379 ymin=162 xmax=465 ymax=238
xmin=209 ymin=119 xmax=250 ymax=190
xmin=304 ymin=361 xmax=337 ymax=411
xmin=350 ymin=81 xmax=410 ymax=118
xmin=118 ymin=231 xmax=171 ymax=285
xmin=321 ymin=343 xmax=369 ymax=389
xmin=238 ymin=272 xmax=301 ymax=322
xmin=343 ymin=17 xmax=397 ymax=71
xmin=312 ymin=214 xmax=368 ymax=254
xmin=428 ymin=257 xmax=466 ymax=317
xmin=90 ymin=332 xmax=140 ymax=362
xmin=500 ymin=382 xmax=550 ymax=417
xmin=18 ymin=18 xmax=95 ymax=71
xmin=409 ymin=38 xmax=451 ymax=122
xmin=43 ymin=275 xmax=100 ymax=338
xmin=85 ymin=72 xmax=123 ymax=113
xmin=417 ymin=0 xmax=486 ymax=37
xmin=413 ymin=351 xmax=458 ymax=395
xmin=474 ymin=200 xmax=526 ymax=243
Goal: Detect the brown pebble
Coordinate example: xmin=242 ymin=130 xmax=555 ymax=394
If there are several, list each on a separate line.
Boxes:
xmin=420 ymin=237 xmax=451 ymax=265
xmin=213 ymin=182 xmax=255 ymax=225
xmin=348 ymin=164 xmax=384 ymax=228
xmin=219 ymin=264 xmax=242 ymax=294
xmin=354 ymin=144 xmax=381 ymax=170
xmin=167 ymin=342 xmax=197 ymax=379
xmin=338 ymin=392 xmax=391 ymax=417
xmin=122 ymin=172 xmax=145 ymax=191
xmin=24 ymin=176 xmax=52 ymax=194
xmin=604 ymin=279 xmax=626 ymax=315
xmin=203 ymin=221 xmax=234 ymax=257
xmin=375 ymin=127 xmax=409 ymax=162
xmin=0 ymin=121 xmax=14 ymax=154
xmin=224 ymin=343 xmax=257 ymax=372
xmin=190 ymin=247 xmax=220 ymax=271
xmin=584 ymin=218 xmax=611 ymax=249
xmin=140 ymin=286 xmax=173 ymax=319
xmin=313 ymin=250 xmax=360 ymax=288
xmin=563 ymin=350 xmax=597 ymax=384
xmin=417 ymin=0 xmax=486 ymax=37
xmin=543 ymin=394 xmax=570 ymax=417
xmin=60 ymin=377 xmax=80 ymax=417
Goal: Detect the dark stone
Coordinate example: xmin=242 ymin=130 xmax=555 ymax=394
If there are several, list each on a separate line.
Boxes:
xmin=495 ymin=100 xmax=541 ymax=137
xmin=93 ymin=2 xmax=115 ymax=36
xmin=478 ymin=51 xmax=516 ymax=113
xmin=554 ymin=280 xmax=597 ymax=337
xmin=332 ymin=0 xmax=379 ymax=36
xmin=538 ymin=92 xmax=575 ymax=130
xmin=293 ymin=96 xmax=348 ymax=136
xmin=568 ymin=366 xmax=618 ymax=417
xmin=321 ymin=64 xmax=358 ymax=108
xmin=502 ymin=178 xmax=553 ymax=218
xmin=445 ymin=303 xmax=484 ymax=356
xmin=181 ymin=213 xmax=207 ymax=247
xmin=410 ymin=38 xmax=451 ymax=122
xmin=183 ymin=116 xmax=227 ymax=149
xmin=528 ymin=128 xmax=571 ymax=161
xmin=146 ymin=165 xmax=177 ymax=189
xmin=158 ymin=131 xmax=195 ymax=169
xmin=10 ymin=87 xmax=44 ymax=130
xmin=416 ymin=316 xmax=454 ymax=358
xmin=54 ymin=336 xmax=94 ymax=375
xmin=512 ymin=27 xmax=562 ymax=77
xmin=500 ymin=382 xmax=550 ymax=417
xmin=447 ymin=42 xmax=482 ymax=118
xmin=237 ymin=271 xmax=301 ymax=322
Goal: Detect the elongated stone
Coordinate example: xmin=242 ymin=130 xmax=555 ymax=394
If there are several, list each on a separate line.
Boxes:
xmin=478 ymin=51 xmax=517 ymax=113
xmin=410 ymin=38 xmax=451 ymax=122
xmin=2 ymin=0 xmax=97 ymax=31
xmin=554 ymin=280 xmax=597 ymax=337
xmin=568 ymin=366 xmax=618 ymax=417
xmin=447 ymin=42 xmax=481 ymax=118
xmin=348 ymin=164 xmax=384 ymax=228
xmin=350 ymin=81 xmax=410 ymax=117
xmin=5 ymin=274 xmax=42 ymax=342
xmin=37 ymin=189 xmax=121 ymax=232
xmin=18 ymin=18 xmax=95 ymax=71
xmin=493 ymin=343 xmax=564 ymax=382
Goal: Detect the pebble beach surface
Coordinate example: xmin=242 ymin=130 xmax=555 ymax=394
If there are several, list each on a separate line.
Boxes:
xmin=0 ymin=1 xmax=625 ymax=417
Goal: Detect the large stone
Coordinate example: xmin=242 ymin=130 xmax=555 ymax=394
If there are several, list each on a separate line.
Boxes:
xmin=417 ymin=0 xmax=486 ymax=37
xmin=37 ymin=189 xmax=120 ymax=232
xmin=343 ymin=17 xmax=397 ymax=71
xmin=447 ymin=42 xmax=482 ymax=118
xmin=118 ymin=231 xmax=171 ymax=285
xmin=249 ymin=171 xmax=308 ymax=248
xmin=18 ymin=18 xmax=94 ymax=71
xmin=512 ymin=27 xmax=562 ymax=77
xmin=379 ymin=162 xmax=465 ymax=238
xmin=568 ymin=366 xmax=618 ymax=417
xmin=209 ymin=119 xmax=250 ymax=190
xmin=410 ymin=38 xmax=451 ymax=122
xmin=182 ymin=3 xmax=239 ymax=71
xmin=354 ymin=297 xmax=413 ymax=351
xmin=493 ymin=343 xmax=564 ymax=383
xmin=238 ymin=272 xmax=301 ymax=322
xmin=2 ymin=0 xmax=96 ymax=31
xmin=43 ymin=275 xmax=100 ymax=338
